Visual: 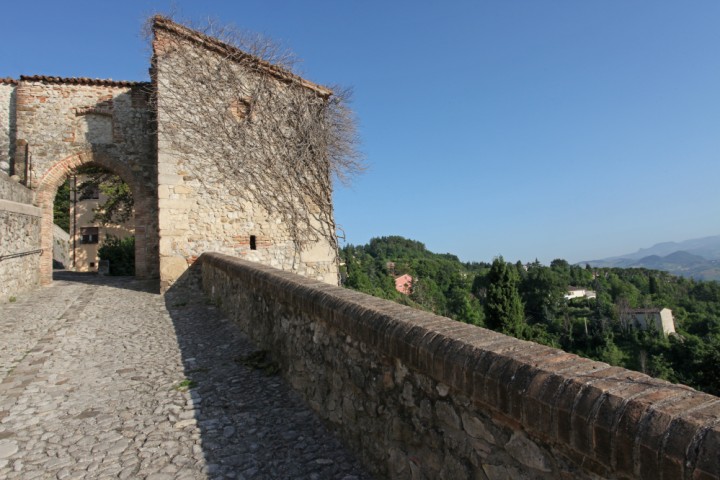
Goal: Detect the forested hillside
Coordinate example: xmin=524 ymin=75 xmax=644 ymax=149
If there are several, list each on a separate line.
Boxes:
xmin=340 ymin=236 xmax=720 ymax=395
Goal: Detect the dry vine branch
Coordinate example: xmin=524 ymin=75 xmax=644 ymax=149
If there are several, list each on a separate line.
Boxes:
xmin=148 ymin=16 xmax=363 ymax=271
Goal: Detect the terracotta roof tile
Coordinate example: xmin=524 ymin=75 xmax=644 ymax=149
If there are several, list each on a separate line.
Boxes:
xmin=19 ymin=75 xmax=149 ymax=88
xmin=152 ymin=15 xmax=332 ymax=98
xmin=0 ymin=78 xmax=18 ymax=85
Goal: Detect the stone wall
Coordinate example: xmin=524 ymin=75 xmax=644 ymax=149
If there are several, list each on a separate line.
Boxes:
xmin=3 ymin=19 xmax=340 ymax=291
xmin=0 ymin=80 xmax=17 ymax=175
xmin=153 ymin=18 xmax=338 ymax=290
xmin=12 ymin=77 xmax=159 ymax=283
xmin=200 ymin=252 xmax=720 ymax=480
xmin=0 ymin=171 xmax=41 ymax=302
xmin=13 ymin=78 xmax=154 ymax=188
xmin=0 ymin=167 xmax=32 ymax=204
xmin=53 ymin=223 xmax=70 ymax=269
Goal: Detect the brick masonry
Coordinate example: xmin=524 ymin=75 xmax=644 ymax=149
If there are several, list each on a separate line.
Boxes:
xmin=200 ymin=252 xmax=720 ymax=480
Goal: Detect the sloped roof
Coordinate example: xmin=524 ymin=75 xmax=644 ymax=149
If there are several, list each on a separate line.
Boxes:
xmin=625 ymin=308 xmax=667 ymax=314
xmin=18 ymin=76 xmax=147 ymax=87
xmin=152 ymin=15 xmax=332 ymax=98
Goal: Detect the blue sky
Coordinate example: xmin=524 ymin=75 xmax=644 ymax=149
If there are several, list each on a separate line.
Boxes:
xmin=3 ymin=1 xmax=719 ymax=264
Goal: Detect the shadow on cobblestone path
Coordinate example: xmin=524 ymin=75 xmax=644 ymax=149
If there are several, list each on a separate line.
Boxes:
xmin=53 ymin=270 xmax=161 ymax=294
xmin=0 ymin=274 xmax=372 ymax=479
xmin=164 ymin=284 xmax=373 ymax=480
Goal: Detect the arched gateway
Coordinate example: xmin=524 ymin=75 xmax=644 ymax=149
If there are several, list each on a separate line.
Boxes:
xmin=3 ymin=75 xmax=159 ymax=285
xmin=0 ymin=16 xmax=339 ymax=292
xmin=35 ymin=149 xmax=157 ymax=284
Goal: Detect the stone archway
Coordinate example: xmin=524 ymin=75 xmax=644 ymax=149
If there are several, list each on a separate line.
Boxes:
xmin=35 ymin=149 xmax=158 ymax=284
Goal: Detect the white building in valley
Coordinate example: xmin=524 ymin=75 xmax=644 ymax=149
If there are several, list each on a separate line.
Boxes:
xmin=564 ymin=287 xmax=597 ymax=300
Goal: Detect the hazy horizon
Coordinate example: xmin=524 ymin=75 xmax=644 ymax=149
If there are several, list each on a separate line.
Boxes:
xmin=344 ymin=232 xmax=720 ymax=266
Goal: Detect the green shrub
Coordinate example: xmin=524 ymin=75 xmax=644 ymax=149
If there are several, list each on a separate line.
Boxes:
xmin=98 ymin=235 xmax=135 ymax=276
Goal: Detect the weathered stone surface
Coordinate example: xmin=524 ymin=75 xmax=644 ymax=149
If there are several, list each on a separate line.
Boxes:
xmin=505 ymin=431 xmax=552 ymax=472
xmin=0 ymin=171 xmax=40 ymax=302
xmin=0 ymin=440 xmax=18 ymax=459
xmin=461 ymin=411 xmax=495 ymax=443
xmin=201 ymin=252 xmax=720 ymax=480
xmin=436 ymin=401 xmax=461 ymax=430
xmin=482 ymin=463 xmax=525 ymax=480
xmin=0 ymin=273 xmax=371 ymax=479
xmin=153 ymin=20 xmax=339 ymax=289
xmin=8 ymin=77 xmax=159 ymax=285
xmin=0 ymin=82 xmax=16 ymax=174
xmin=4 ymin=18 xmax=340 ymax=293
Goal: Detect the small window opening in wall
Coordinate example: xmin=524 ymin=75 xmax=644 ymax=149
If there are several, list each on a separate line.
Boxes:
xmin=250 ymin=235 xmax=257 ymax=250
xmin=80 ymin=227 xmax=99 ymax=244
xmin=84 ymin=186 xmax=100 ymax=199
xmin=229 ymin=97 xmax=252 ymax=121
xmin=89 ymin=262 xmax=95 ymax=268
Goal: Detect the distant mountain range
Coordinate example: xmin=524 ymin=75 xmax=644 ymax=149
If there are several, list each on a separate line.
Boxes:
xmin=581 ymin=235 xmax=720 ymax=281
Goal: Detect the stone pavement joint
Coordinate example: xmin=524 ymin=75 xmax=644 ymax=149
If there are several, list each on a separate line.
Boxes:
xmin=0 ymin=273 xmax=372 ymax=479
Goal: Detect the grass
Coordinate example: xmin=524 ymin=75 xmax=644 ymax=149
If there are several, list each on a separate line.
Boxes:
xmin=174 ymin=379 xmax=197 ymax=391
xmin=9 ymin=296 xmax=16 ymax=303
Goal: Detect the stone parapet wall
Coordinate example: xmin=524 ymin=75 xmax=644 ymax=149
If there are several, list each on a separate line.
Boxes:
xmin=0 ymin=171 xmax=41 ymax=302
xmin=0 ymin=170 xmax=33 ymax=204
xmin=200 ymin=251 xmax=720 ymax=480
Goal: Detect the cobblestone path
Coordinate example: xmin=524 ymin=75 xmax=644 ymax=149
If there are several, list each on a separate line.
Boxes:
xmin=0 ymin=273 xmax=372 ymax=480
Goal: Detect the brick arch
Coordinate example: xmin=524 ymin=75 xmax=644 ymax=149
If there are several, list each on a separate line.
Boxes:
xmin=35 ymin=149 xmax=158 ymax=284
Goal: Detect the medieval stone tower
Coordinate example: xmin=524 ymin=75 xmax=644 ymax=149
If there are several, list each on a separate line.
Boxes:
xmin=0 ymin=16 xmax=339 ymax=292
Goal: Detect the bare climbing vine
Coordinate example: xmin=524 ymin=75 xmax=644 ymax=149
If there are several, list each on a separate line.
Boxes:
xmin=148 ymin=16 xmax=363 ymax=266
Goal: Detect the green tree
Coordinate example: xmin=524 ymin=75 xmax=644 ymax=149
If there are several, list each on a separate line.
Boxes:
xmin=53 ymin=180 xmax=72 ymax=232
xmin=521 ymin=264 xmax=564 ymax=324
xmin=485 ymin=257 xmax=525 ymax=337
xmin=447 ymin=275 xmax=482 ymax=326
xmin=53 ymin=166 xmax=134 ymax=232
xmin=339 ymin=236 xmax=720 ymax=395
xmin=76 ymin=166 xmax=133 ymax=225
xmin=97 ymin=236 xmax=135 ymax=276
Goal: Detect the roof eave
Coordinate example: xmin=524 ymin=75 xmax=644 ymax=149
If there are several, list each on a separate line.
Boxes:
xmin=151 ymin=15 xmax=332 ymax=99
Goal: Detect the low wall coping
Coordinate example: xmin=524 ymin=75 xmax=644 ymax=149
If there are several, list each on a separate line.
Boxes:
xmin=200 ymin=252 xmax=720 ymax=479
xmin=0 ymin=199 xmax=42 ymax=217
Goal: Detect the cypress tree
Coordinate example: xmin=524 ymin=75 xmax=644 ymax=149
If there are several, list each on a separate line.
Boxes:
xmin=485 ymin=256 xmax=526 ymax=337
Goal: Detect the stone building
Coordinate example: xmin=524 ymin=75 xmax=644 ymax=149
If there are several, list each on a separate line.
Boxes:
xmin=0 ymin=16 xmax=339 ymax=292
xmin=66 ymin=174 xmax=134 ymax=272
xmin=394 ymin=273 xmax=413 ymax=295
xmin=0 ymin=75 xmax=158 ymax=285
xmin=151 ymin=17 xmax=338 ymax=289
xmin=564 ymin=286 xmax=597 ymax=300
xmin=620 ymin=307 xmax=676 ymax=336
